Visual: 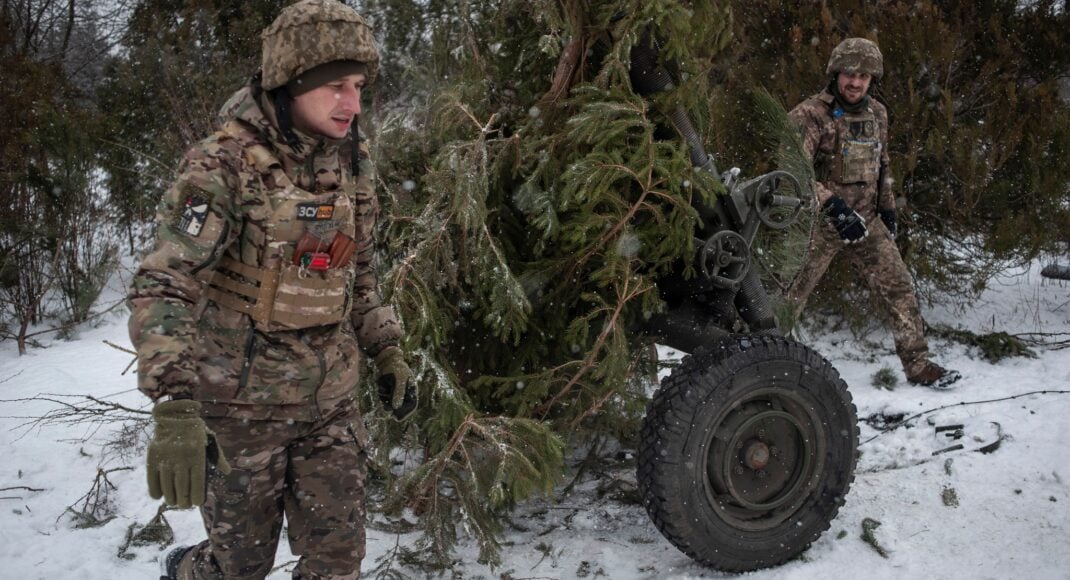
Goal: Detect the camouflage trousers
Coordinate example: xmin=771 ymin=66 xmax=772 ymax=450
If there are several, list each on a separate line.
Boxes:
xmin=177 ymin=410 xmax=369 ymax=580
xmin=784 ymin=217 xmax=931 ymax=376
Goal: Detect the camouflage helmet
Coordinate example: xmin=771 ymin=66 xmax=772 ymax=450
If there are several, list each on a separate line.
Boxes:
xmin=825 ymin=38 xmax=883 ymax=80
xmin=261 ymin=0 xmax=380 ymax=91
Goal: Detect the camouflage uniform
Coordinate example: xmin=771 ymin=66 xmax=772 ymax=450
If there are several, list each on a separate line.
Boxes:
xmin=177 ymin=414 xmax=369 ymax=579
xmin=784 ymin=40 xmax=934 ymax=378
xmin=129 ymin=1 xmax=397 ymax=577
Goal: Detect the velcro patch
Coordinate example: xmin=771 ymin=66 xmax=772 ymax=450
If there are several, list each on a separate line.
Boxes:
xmin=296 ymin=203 xmax=335 ymax=221
xmin=177 ymin=195 xmax=209 ymax=237
xmin=849 ymin=120 xmax=875 ymax=138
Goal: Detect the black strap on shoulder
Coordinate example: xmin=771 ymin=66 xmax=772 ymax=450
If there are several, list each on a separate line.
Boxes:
xmin=868 ymin=81 xmax=894 ymax=126
xmin=822 ymin=79 xmax=839 ymax=117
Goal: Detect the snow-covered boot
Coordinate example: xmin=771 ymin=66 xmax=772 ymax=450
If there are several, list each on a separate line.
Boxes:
xmin=160 ymin=545 xmax=194 ymax=580
xmin=907 ymin=361 xmax=961 ymax=389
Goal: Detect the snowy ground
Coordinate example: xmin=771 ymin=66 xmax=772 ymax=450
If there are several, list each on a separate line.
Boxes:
xmin=1 ymin=262 xmax=1068 ymax=579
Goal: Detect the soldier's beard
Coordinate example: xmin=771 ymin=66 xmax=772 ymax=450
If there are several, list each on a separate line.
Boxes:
xmin=842 ymin=86 xmax=865 ymax=102
xmin=829 ymin=78 xmax=869 ymax=112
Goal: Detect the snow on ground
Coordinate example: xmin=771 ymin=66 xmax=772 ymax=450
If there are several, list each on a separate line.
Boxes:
xmin=0 ymin=263 xmax=1068 ymax=579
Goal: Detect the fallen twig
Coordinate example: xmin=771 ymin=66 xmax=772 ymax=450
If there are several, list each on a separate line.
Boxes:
xmin=561 ymin=436 xmax=603 ymax=497
xmin=60 ymin=466 xmax=134 ymax=528
xmin=0 ymin=393 xmax=150 ymax=442
xmin=862 ymin=390 xmax=1070 ymax=444
xmin=1012 ymin=331 xmax=1070 ymax=350
xmin=103 ymin=340 xmax=138 ymax=375
xmin=4 ymin=299 xmax=128 ymax=344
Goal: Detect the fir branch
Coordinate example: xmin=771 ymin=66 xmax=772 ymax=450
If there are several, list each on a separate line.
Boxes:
xmin=747 ymin=88 xmax=820 ymax=294
xmin=372 ymin=0 xmax=737 ymax=565
xmin=543 ymin=35 xmax=585 ymax=106
xmin=396 ymin=413 xmax=564 ymax=566
xmin=536 ymin=271 xmax=653 ymax=419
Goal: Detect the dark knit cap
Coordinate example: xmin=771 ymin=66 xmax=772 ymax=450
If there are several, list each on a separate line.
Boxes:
xmin=286 ymin=60 xmax=369 ymax=97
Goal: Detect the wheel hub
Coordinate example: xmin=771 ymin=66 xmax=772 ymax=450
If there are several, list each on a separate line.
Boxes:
xmin=703 ymin=389 xmax=827 ymax=529
xmin=742 ymin=440 xmax=770 ymax=470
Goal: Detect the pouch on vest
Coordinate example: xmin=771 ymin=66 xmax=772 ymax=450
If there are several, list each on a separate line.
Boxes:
xmin=839 ymin=138 xmax=881 ymax=184
xmin=292 ymin=231 xmax=358 ymax=271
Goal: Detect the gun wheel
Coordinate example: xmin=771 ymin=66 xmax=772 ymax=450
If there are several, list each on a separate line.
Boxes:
xmin=638 ymin=335 xmax=858 ymax=572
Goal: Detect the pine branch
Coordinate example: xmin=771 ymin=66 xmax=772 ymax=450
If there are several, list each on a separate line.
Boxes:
xmin=395 ymin=413 xmax=564 ymax=566
xmin=537 ymin=271 xmax=653 ymax=419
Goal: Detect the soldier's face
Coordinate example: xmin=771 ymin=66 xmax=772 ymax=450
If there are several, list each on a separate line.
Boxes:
xmin=837 ymin=71 xmax=872 ymax=104
xmin=291 ymin=73 xmax=366 ymax=139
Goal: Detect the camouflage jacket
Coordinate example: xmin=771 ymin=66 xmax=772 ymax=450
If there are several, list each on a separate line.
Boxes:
xmin=128 ymin=85 xmax=403 ymax=421
xmin=789 ymin=88 xmax=895 ymax=220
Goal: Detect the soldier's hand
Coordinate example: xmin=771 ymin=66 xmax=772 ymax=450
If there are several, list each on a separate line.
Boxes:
xmin=879 ymin=209 xmax=897 ymax=239
xmin=374 ymin=346 xmax=418 ymax=421
xmin=146 ymin=399 xmax=231 ymax=509
xmin=823 ymin=196 xmax=868 ymax=244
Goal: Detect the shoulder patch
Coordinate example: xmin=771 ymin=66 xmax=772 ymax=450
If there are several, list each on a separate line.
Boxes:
xmin=177 ymin=195 xmax=209 ymax=237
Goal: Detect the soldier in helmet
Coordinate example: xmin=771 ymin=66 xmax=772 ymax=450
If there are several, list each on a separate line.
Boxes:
xmin=128 ymin=1 xmax=417 ymax=578
xmin=785 ymin=37 xmax=960 ymax=389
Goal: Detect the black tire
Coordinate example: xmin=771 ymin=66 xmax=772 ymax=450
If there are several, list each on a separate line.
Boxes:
xmin=637 ymin=335 xmax=858 ymax=572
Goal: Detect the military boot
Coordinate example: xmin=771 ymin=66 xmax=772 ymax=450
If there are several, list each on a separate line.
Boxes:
xmin=160 ymin=544 xmax=196 ymax=580
xmin=906 ymin=361 xmax=961 ymax=390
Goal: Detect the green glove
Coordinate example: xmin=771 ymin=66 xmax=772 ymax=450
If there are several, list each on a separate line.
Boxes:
xmin=146 ymin=399 xmax=231 ymax=509
xmin=374 ymin=346 xmax=418 ymax=421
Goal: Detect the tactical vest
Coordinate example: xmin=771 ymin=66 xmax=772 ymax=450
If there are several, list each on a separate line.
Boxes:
xmin=819 ymin=92 xmax=883 ymax=186
xmin=202 ymin=120 xmax=358 ymax=332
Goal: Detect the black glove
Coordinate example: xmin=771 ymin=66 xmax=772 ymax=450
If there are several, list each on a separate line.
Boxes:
xmin=822 ymin=196 xmax=868 ymax=244
xmin=879 ymin=209 xmax=897 ymax=239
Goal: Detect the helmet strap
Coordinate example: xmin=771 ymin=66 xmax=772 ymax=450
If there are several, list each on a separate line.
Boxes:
xmin=272 ymin=88 xmax=305 ymax=154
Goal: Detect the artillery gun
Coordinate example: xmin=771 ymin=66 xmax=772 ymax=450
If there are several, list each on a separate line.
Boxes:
xmin=628 ymin=37 xmax=860 ymax=572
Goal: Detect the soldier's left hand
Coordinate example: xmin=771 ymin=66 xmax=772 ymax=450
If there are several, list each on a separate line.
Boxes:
xmin=374 ymin=346 xmax=418 ymax=421
xmin=146 ymin=399 xmax=232 ymax=509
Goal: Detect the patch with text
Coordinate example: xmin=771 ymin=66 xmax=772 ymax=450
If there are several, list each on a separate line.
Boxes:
xmin=296 ymin=203 xmax=335 ymax=221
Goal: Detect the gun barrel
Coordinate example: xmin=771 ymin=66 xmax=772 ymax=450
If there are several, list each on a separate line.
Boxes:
xmin=770 ymin=194 xmax=802 ymax=208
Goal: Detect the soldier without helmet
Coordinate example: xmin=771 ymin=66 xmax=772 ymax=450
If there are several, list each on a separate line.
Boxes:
xmin=128 ymin=1 xmax=418 ymax=577
xmin=785 ymin=37 xmax=961 ymax=389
